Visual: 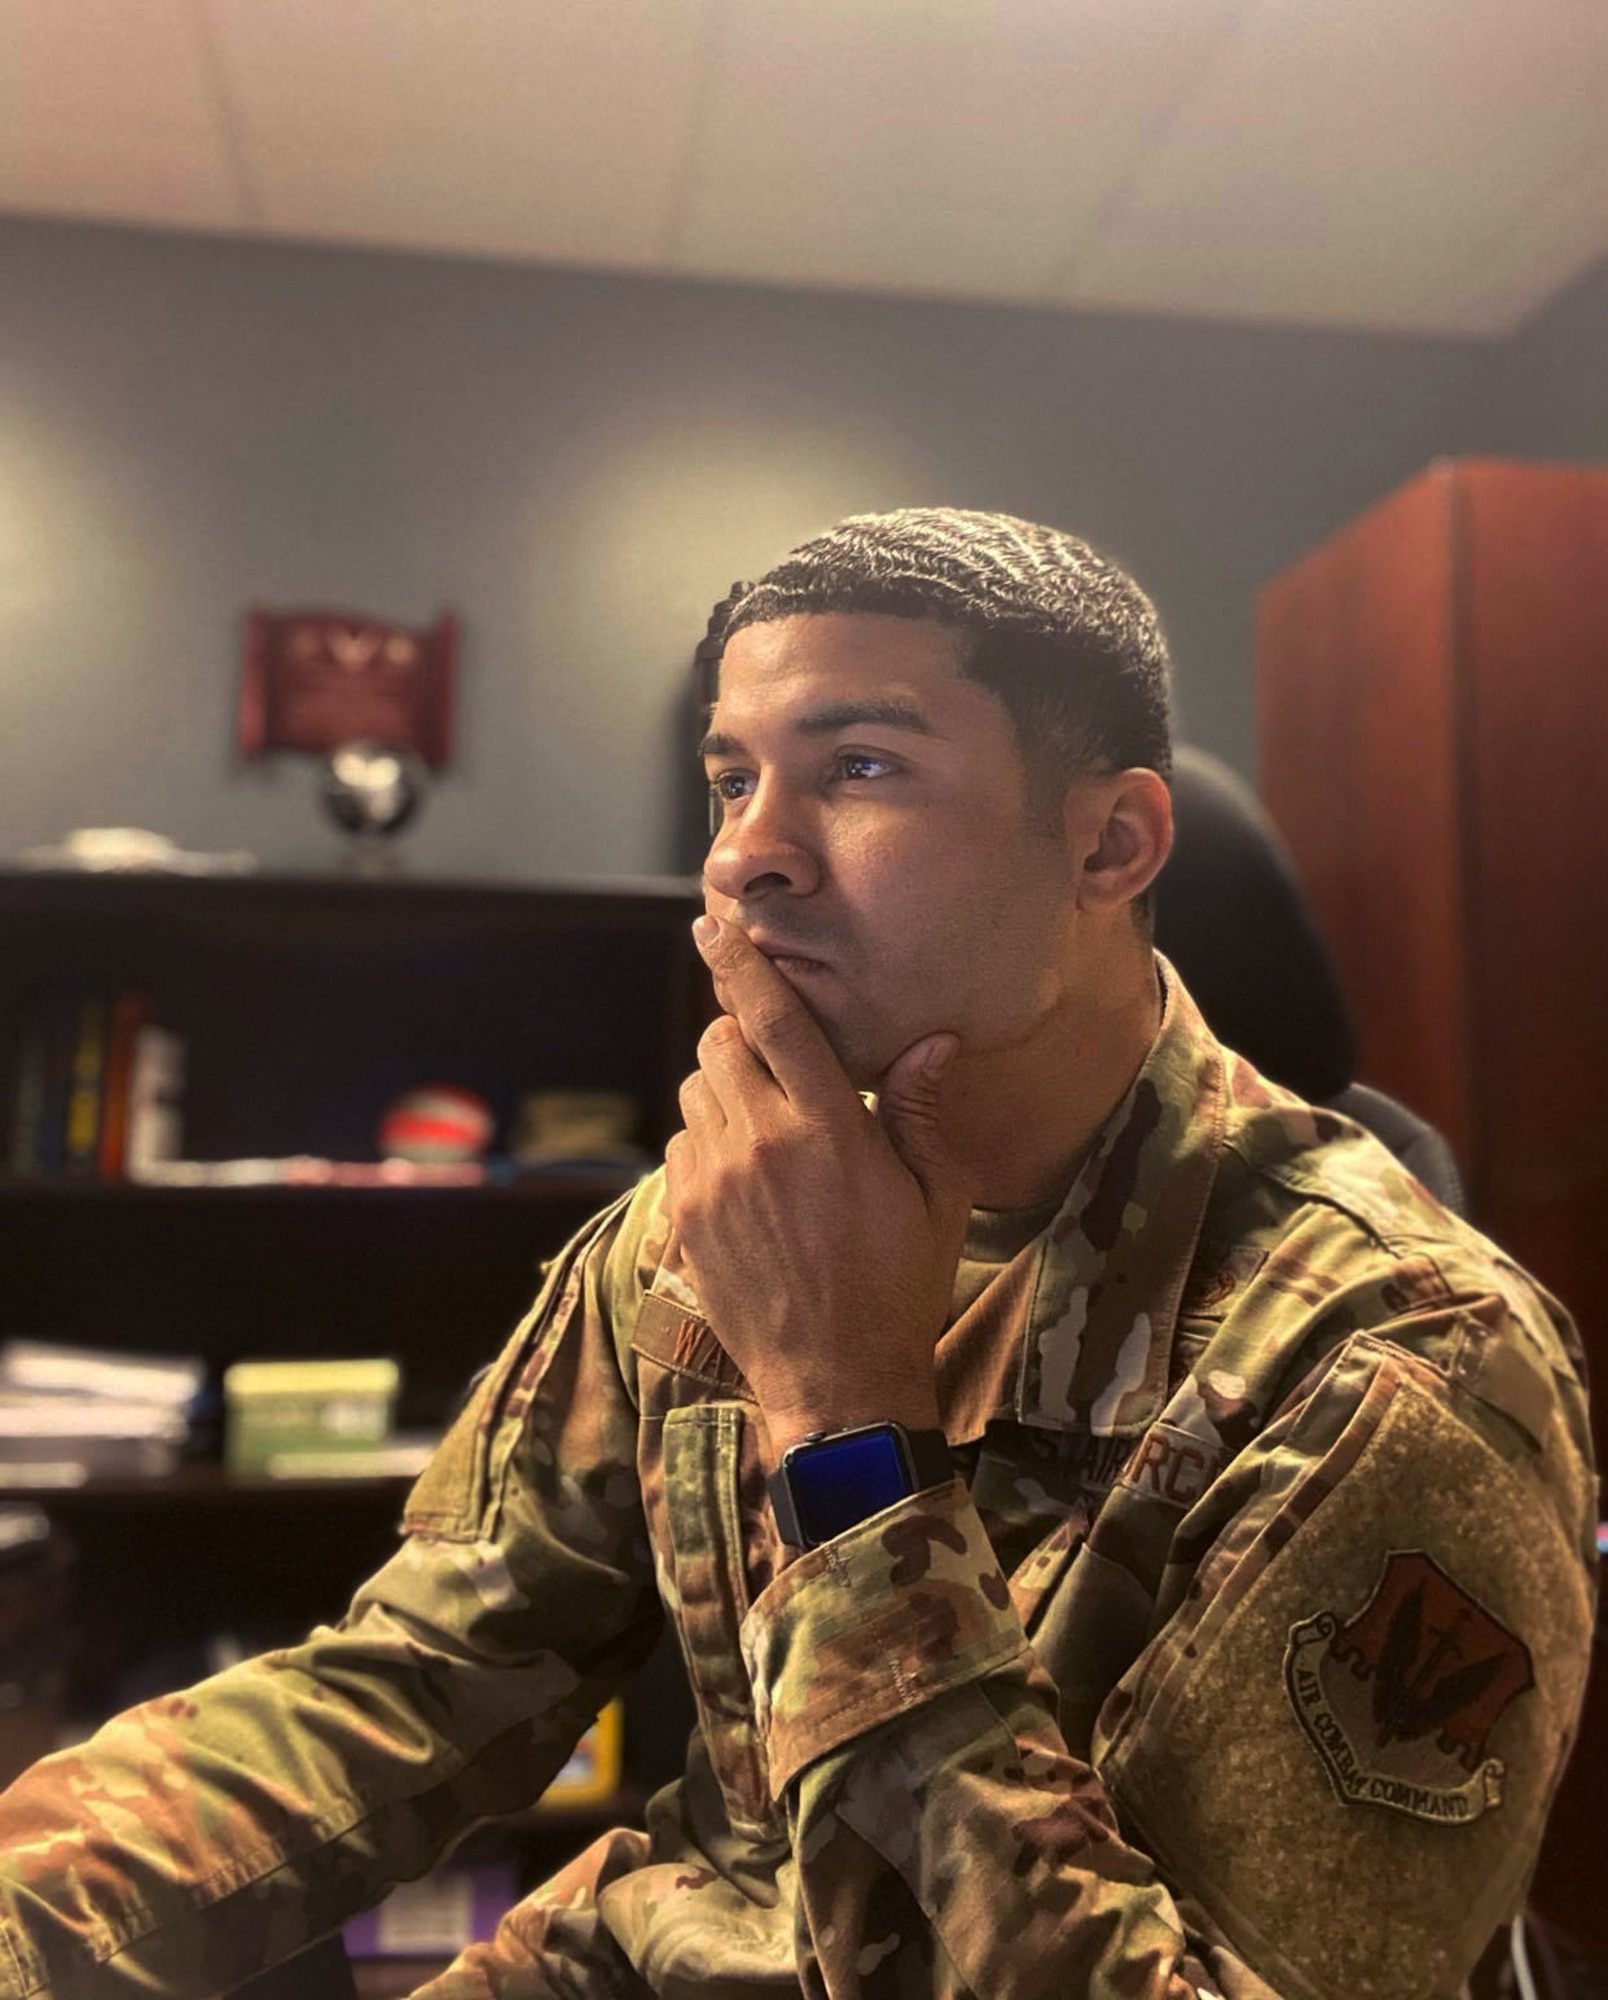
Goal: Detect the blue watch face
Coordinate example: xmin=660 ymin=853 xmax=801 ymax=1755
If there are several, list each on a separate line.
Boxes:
xmin=788 ymin=1426 xmax=910 ymax=1546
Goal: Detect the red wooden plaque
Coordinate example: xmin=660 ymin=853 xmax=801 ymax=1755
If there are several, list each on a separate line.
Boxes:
xmin=238 ymin=607 xmax=457 ymax=770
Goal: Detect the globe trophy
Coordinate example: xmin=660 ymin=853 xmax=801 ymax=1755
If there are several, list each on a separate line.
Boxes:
xmin=318 ymin=739 xmax=428 ymax=872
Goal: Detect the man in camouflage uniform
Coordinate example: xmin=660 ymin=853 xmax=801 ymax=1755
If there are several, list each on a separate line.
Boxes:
xmin=0 ymin=510 xmax=1595 ymax=2000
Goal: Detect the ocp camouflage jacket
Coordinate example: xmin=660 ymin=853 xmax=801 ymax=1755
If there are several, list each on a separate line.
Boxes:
xmin=0 ymin=968 xmax=1596 ymax=2000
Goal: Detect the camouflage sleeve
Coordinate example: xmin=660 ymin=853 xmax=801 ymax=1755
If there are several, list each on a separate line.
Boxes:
xmin=0 ymin=1186 xmax=663 ymax=2000
xmin=741 ymin=1324 xmax=1596 ymax=2000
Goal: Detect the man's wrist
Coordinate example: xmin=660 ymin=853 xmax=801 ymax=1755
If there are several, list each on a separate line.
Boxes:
xmin=765 ymin=1397 xmax=942 ymax=1467
xmin=767 ymin=1420 xmax=954 ymax=1550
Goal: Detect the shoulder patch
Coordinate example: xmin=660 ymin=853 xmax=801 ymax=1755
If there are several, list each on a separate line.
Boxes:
xmin=1284 ymin=1548 xmax=1534 ymax=1824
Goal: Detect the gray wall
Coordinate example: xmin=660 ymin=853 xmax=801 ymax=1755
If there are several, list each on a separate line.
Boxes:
xmin=1 ymin=214 xmax=1581 ymax=880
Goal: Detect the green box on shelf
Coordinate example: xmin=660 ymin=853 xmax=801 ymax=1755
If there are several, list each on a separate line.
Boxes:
xmin=223 ymin=1358 xmax=400 ymax=1475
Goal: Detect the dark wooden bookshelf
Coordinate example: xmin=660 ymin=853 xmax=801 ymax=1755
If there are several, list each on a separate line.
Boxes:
xmin=0 ymin=865 xmax=708 ymax=1798
xmin=0 ymin=867 xmax=706 ymax=1165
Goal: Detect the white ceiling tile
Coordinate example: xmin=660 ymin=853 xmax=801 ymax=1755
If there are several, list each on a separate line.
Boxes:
xmin=204 ymin=0 xmax=714 ymax=265
xmin=0 ymin=0 xmax=242 ymax=229
xmin=673 ymin=0 xmax=1248 ymax=298
xmin=1063 ymin=0 xmax=1608 ymax=333
xmin=3 ymin=0 xmax=1607 ymax=336
xmin=1428 ymin=141 xmax=1608 ymax=338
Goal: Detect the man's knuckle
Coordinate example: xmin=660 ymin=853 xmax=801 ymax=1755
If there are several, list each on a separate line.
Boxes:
xmin=699 ymin=1016 xmax=740 ymax=1059
xmin=751 ymin=1000 xmax=796 ymax=1044
xmin=747 ymin=1125 xmax=789 ymax=1167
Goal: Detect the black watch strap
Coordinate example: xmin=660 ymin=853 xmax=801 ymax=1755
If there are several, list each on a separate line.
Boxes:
xmin=901 ymin=1427 xmax=956 ymax=1491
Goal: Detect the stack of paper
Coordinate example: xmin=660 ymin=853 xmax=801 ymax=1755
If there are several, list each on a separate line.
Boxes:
xmin=0 ymin=1341 xmax=204 ymax=1486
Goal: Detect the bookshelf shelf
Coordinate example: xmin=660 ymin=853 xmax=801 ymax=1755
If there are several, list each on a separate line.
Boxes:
xmin=0 ymin=1171 xmax=646 ymax=1204
xmin=0 ymin=1463 xmax=416 ymax=1505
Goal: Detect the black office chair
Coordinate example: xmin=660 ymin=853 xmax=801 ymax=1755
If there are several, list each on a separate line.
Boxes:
xmin=1326 ymin=1081 xmax=1467 ymax=1218
xmin=1155 ymin=745 xmax=1467 ymax=1217
xmin=1153 ymin=751 xmax=1586 ymax=1999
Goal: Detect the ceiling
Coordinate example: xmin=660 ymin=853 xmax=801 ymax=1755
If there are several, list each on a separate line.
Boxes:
xmin=5 ymin=0 xmax=1608 ymax=340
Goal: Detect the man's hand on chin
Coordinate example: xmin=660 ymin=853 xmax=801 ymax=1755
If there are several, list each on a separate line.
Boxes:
xmin=664 ymin=915 xmax=968 ymax=1462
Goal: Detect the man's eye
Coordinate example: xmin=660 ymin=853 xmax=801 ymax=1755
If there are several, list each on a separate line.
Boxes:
xmin=707 ymin=772 xmax=749 ymax=834
xmin=704 ymin=757 xmax=892 ymax=837
xmin=836 ymin=752 xmax=895 ymax=781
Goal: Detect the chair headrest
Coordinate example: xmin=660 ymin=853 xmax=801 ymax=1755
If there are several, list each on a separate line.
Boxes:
xmin=1154 ymin=745 xmax=1357 ymax=1102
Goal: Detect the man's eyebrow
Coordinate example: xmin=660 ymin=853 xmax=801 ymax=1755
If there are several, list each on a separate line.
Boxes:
xmin=698 ymin=698 xmax=939 ymax=761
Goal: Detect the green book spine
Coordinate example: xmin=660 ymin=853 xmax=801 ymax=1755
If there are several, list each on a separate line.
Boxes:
xmin=64 ymin=998 xmax=109 ymax=1176
xmin=5 ymin=1013 xmax=49 ymax=1176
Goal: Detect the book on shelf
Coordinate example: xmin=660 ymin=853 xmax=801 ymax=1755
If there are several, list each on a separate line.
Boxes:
xmin=2 ymin=999 xmax=82 ymax=1178
xmin=97 ymin=993 xmax=152 ymax=1178
xmin=4 ymin=1015 xmax=46 ymax=1178
xmin=1 ymin=993 xmax=181 ymax=1182
xmin=0 ymin=1340 xmax=206 ymax=1407
xmin=62 ymin=998 xmax=107 ymax=1175
xmin=0 ymin=1339 xmax=204 ymax=1488
xmin=2 ymin=1003 xmax=650 ymax=1192
xmin=124 ymin=1018 xmax=185 ymax=1180
xmin=36 ymin=1000 xmax=73 ymax=1176
xmin=0 ymin=1395 xmax=190 ymax=1485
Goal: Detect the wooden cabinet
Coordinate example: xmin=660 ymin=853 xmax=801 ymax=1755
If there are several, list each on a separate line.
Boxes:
xmin=1256 ymin=458 xmax=1608 ymax=1955
xmin=1257 ymin=457 xmax=1608 ymax=1427
xmin=0 ymin=868 xmax=705 ymax=1737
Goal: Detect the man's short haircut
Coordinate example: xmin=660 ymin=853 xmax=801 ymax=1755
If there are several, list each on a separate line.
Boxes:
xmin=706 ymin=508 xmax=1175 ymax=820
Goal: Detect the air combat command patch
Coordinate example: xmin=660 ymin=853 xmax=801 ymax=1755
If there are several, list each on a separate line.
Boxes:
xmin=1284 ymin=1549 xmax=1534 ymax=1825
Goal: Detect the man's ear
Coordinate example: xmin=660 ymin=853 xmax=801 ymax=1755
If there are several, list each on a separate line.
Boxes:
xmin=1067 ymin=767 xmax=1174 ymax=914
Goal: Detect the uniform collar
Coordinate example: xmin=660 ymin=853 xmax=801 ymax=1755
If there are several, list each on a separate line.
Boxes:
xmin=936 ymin=957 xmax=1228 ymax=1444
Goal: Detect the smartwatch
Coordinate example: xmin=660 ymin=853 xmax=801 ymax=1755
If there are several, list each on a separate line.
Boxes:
xmin=767 ymin=1422 xmax=954 ymax=1550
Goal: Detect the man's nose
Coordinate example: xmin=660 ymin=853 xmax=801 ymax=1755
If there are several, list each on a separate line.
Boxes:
xmin=703 ymin=785 xmax=821 ymax=902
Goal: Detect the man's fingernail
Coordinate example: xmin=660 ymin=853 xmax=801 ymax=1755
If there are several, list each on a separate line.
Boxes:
xmin=693 ymin=915 xmax=719 ymax=949
xmin=922 ymin=1035 xmax=959 ymax=1078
